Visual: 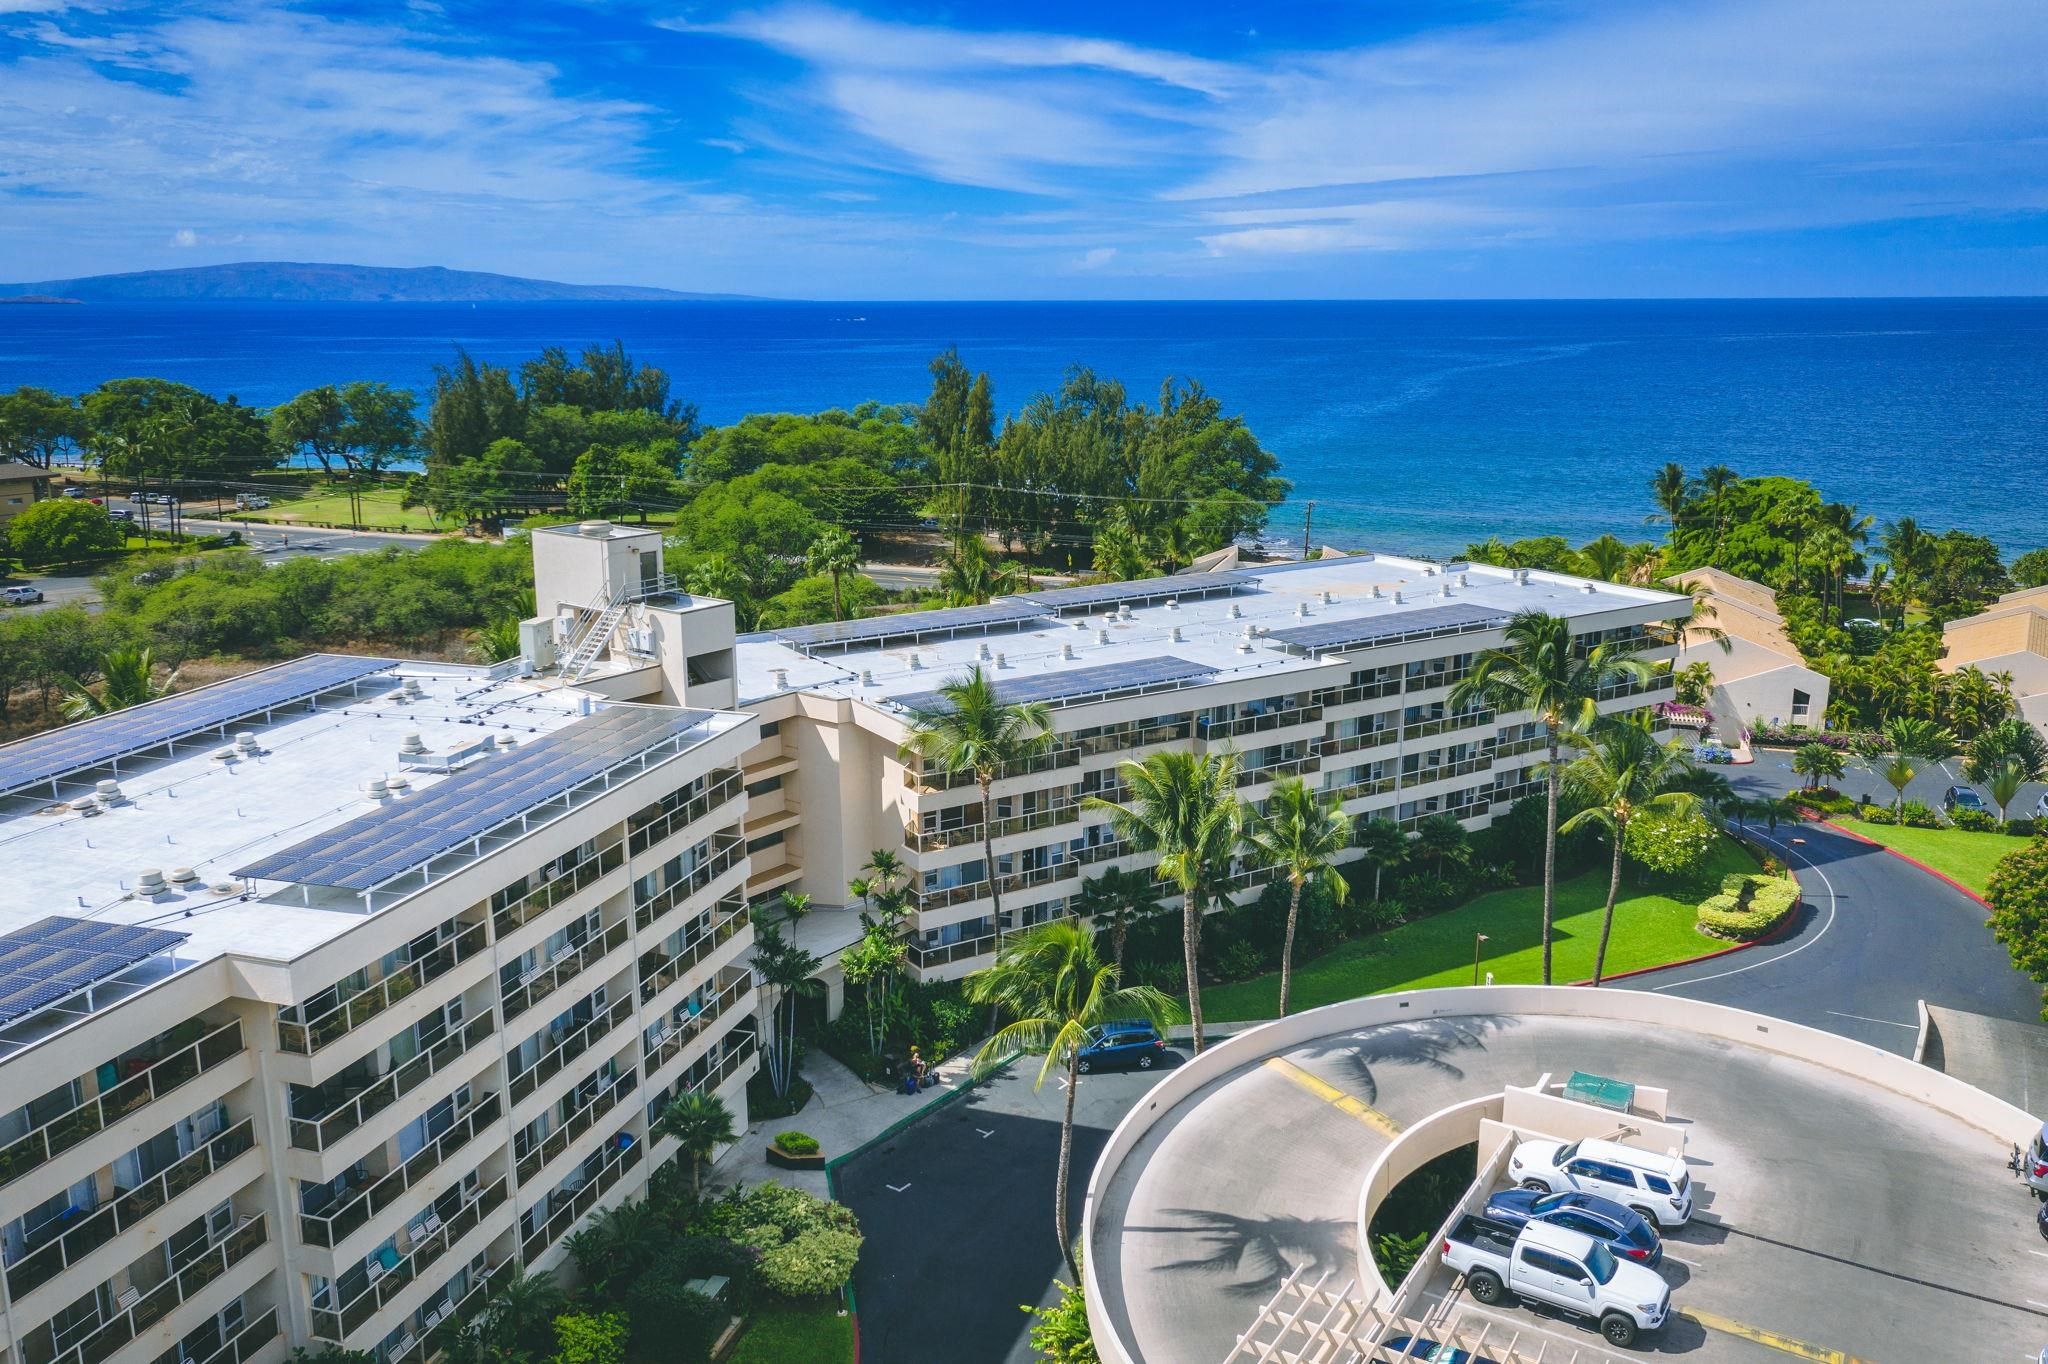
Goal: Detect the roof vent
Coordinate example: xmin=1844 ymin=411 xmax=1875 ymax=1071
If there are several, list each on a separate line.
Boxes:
xmin=134 ymin=868 xmax=167 ymax=898
xmin=209 ymin=881 xmax=238 ymax=895
xmin=1515 ymin=568 xmax=1531 ymax=585
xmin=1459 ymin=573 xmax=1471 ymax=588
xmin=398 ymin=732 xmax=427 ymax=756
xmin=1072 ymin=618 xmax=1088 ymax=631
xmin=1582 ymin=582 xmax=1597 ymax=594
xmin=75 ymin=797 xmax=103 ymax=818
xmin=1095 ymin=628 xmax=1110 ymax=646
xmin=1393 ymin=590 xmax=1405 ymax=605
xmin=909 ymin=653 xmax=924 ymax=671
xmin=860 ymin=669 xmax=875 ymax=686
xmin=210 ymin=747 xmax=238 ymax=763
xmin=1370 ymin=585 xmax=1383 ymax=600
xmin=977 ymin=642 xmax=992 ymax=661
xmin=167 ymin=866 xmax=200 ymax=886
xmin=1320 ymin=590 xmax=1335 ymax=606
xmin=387 ymin=774 xmax=411 ymax=792
xmin=96 ymin=779 xmax=125 ymax=804
xmin=1423 ymin=566 xmax=1438 ymax=577
xmin=365 ymin=777 xmax=393 ymax=801
xmin=1061 ymin=643 xmax=1077 ymax=661
xmin=398 ymin=678 xmax=423 ymax=701
xmin=1119 ymin=604 xmax=1134 ymax=621
xmin=1228 ymin=603 xmax=1242 ymax=619
xmin=1169 ymin=626 xmax=1183 ymax=643
xmin=1237 ymin=638 xmax=1255 ymax=654
xmin=1441 ymin=583 xmax=1454 ymax=598
xmin=996 ymin=652 xmax=1009 ymax=669
xmin=234 ymin=731 xmax=262 ymax=754
xmin=579 ymin=520 xmax=613 ymax=538
xmin=1165 ymin=599 xmax=1179 ymax=611
xmin=1295 ymin=601 xmax=1310 ymax=618
xmin=496 ymin=737 xmax=518 ymax=751
xmin=770 ymin=667 xmax=789 ymax=690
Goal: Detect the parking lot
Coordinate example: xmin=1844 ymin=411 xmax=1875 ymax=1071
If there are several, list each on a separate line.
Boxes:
xmin=1090 ymin=1010 xmax=2047 ymax=1364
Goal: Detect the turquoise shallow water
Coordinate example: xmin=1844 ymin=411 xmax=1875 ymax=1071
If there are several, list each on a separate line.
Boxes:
xmin=2 ymin=297 xmax=2042 ymax=557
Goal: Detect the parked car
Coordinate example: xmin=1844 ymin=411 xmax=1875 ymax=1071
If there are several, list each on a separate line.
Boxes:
xmin=1507 ymin=1137 xmax=1693 ymax=1228
xmin=108 ymin=508 xmax=134 ymax=523
xmin=1075 ymin=1020 xmax=1166 ymax=1073
xmin=2037 ymin=790 xmax=2048 ymax=820
xmin=1378 ymin=1336 xmax=1501 ymax=1364
xmin=1439 ymin=1214 xmax=1670 ymax=1348
xmin=1 ymin=586 xmax=44 ymax=606
xmin=61 ymin=486 xmax=84 ymax=499
xmin=1943 ymin=785 xmax=1988 ymax=815
xmin=235 ymin=494 xmax=271 ymax=510
xmin=1482 ymin=1188 xmax=1662 ymax=1265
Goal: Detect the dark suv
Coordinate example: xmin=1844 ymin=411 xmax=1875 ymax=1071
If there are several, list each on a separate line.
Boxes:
xmin=1076 ymin=1021 xmax=1165 ymax=1073
xmin=1942 ymin=785 xmax=1988 ymax=815
xmin=1481 ymin=1188 xmax=1663 ymax=1266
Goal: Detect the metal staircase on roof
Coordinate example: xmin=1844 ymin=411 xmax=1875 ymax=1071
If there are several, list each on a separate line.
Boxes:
xmin=562 ymin=593 xmax=631 ymax=682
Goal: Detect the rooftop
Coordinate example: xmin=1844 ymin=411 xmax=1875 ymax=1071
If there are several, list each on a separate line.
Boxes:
xmin=737 ymin=553 xmax=1681 ymax=710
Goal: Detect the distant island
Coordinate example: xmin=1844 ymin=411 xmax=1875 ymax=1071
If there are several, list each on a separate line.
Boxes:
xmin=0 ymin=261 xmax=763 ymax=303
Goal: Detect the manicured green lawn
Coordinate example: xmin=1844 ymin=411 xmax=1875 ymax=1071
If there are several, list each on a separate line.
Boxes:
xmin=1834 ymin=818 xmax=2028 ymax=896
xmin=1202 ymin=837 xmax=1759 ymax=1021
xmin=727 ymin=1297 xmax=855 ymax=1364
xmin=230 ymin=485 xmax=454 ymax=532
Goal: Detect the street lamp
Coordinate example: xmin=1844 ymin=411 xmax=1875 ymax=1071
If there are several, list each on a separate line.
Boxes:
xmin=1472 ymin=932 xmax=1489 ymax=986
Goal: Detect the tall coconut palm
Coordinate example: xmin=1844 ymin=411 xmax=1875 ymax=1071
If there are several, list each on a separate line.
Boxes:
xmin=1790 ymin=742 xmax=1846 ymax=790
xmin=861 ymin=846 xmax=906 ymax=892
xmin=1451 ymin=611 xmax=1655 ymax=984
xmin=751 ymin=919 xmax=820 ymax=1098
xmin=1085 ymin=749 xmax=1240 ymax=1052
xmin=1574 ymin=534 xmax=1631 ymax=584
xmin=900 ymin=666 xmax=1056 ymax=964
xmin=1241 ymin=777 xmax=1352 ymax=1017
xmin=804 ymin=526 xmax=865 ymax=621
xmin=1353 ymin=817 xmax=1408 ymax=901
xmin=652 ymin=1089 xmax=737 ymax=1194
xmin=966 ymin=920 xmax=1174 ymax=1283
xmin=60 ymin=645 xmax=176 ymax=720
xmin=1646 ymin=462 xmax=1695 ymax=531
xmin=1558 ymin=724 xmax=1698 ymax=985
xmin=1073 ymin=863 xmax=1164 ymax=975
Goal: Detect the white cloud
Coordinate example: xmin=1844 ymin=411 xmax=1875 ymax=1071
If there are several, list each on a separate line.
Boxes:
xmin=1075 ymin=246 xmax=1116 ymax=269
xmin=169 ymin=227 xmax=196 ymax=247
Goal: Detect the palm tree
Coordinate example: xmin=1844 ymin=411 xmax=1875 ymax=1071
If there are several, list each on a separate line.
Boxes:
xmin=1073 ymin=864 xmax=1163 ymax=975
xmin=1574 ymin=534 xmax=1631 ymax=583
xmin=936 ymin=534 xmax=1023 ymax=606
xmin=1353 ymin=818 xmax=1407 ymax=901
xmin=1085 ymin=749 xmax=1240 ymax=1053
xmin=1646 ymin=462 xmax=1695 ymax=531
xmin=1451 ymin=611 xmax=1655 ymax=984
xmin=467 ymin=616 xmax=523 ymax=664
xmin=1092 ymin=513 xmax=1147 ymax=582
xmin=900 ymin=666 xmax=1056 ymax=964
xmin=1409 ymin=812 xmax=1470 ymax=880
xmin=1966 ymin=718 xmax=2048 ymax=787
xmin=1558 ymin=724 xmax=1698 ymax=985
xmin=1790 ymin=742 xmax=1846 ymax=790
xmin=861 ymin=847 xmax=906 ymax=893
xmin=751 ymin=918 xmax=820 ymax=1098
xmin=60 ymin=645 xmax=175 ymax=720
xmin=653 ymin=1089 xmax=738 ymax=1194
xmin=1241 ymin=778 xmax=1353 ymax=1017
xmin=965 ymin=920 xmax=1174 ymax=1283
xmin=1880 ymin=715 xmax=1957 ymax=811
xmin=804 ymin=526 xmax=865 ymax=621
xmin=1986 ymin=756 xmax=2028 ymax=826
xmin=1664 ymin=578 xmax=1733 ymax=658
xmin=467 ymin=1268 xmax=565 ymax=1361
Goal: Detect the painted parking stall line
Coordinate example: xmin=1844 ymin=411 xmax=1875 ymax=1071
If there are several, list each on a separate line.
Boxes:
xmin=1260 ymin=1056 xmax=1402 ymax=1138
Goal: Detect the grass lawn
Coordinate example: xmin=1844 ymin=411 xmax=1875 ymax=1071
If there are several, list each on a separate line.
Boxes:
xmin=1834 ymin=817 xmax=2029 ymax=896
xmin=231 ymin=485 xmax=453 ymax=532
xmin=726 ymin=1297 xmax=855 ymax=1364
xmin=1202 ymin=836 xmax=1759 ymax=1021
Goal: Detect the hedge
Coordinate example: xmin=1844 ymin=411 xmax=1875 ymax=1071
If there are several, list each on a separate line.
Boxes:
xmin=1696 ymin=873 xmax=1799 ymax=942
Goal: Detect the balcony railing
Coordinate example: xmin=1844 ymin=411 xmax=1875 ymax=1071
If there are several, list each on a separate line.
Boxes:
xmin=632 ymin=838 xmax=745 ymax=936
xmin=1071 ymin=719 xmax=1194 ymax=759
xmin=491 ymin=840 xmax=625 ymax=938
xmin=628 ymin=773 xmax=743 ymax=856
xmin=6 ymin=1118 xmax=257 ymax=1299
xmin=910 ymin=859 xmax=1078 ymax=912
xmin=502 ymin=921 xmax=629 ymax=1023
xmin=908 ymin=933 xmax=996 ymax=970
xmin=1197 ymin=704 xmax=1323 ymax=741
xmin=645 ymin=976 xmax=753 ymax=1075
xmin=519 ymin=1137 xmax=643 ymax=1263
xmin=150 ymin=1305 xmax=280 ymax=1364
xmin=1401 ymin=755 xmax=1493 ymax=786
xmin=1401 ymin=711 xmax=1493 ymax=742
xmin=289 ymin=1014 xmax=495 ymax=1152
xmin=1314 ymin=728 xmax=1397 ymax=759
xmin=667 ymin=1034 xmax=755 ymax=1110
xmin=1236 ymin=754 xmax=1320 ymax=787
xmin=904 ymin=800 xmax=1083 ymax=853
xmin=310 ymin=1179 xmax=508 ymax=1343
xmin=1073 ymin=838 xmax=1132 ymax=866
xmin=1490 ymin=734 xmax=1546 ymax=760
xmin=1403 ymin=663 xmax=1475 ymax=692
xmin=1329 ymin=776 xmax=1398 ymax=804
xmin=638 ymin=897 xmax=747 ymax=1004
xmin=32 ymin=1217 xmax=268 ymax=1364
xmin=1312 ymin=677 xmax=1401 ymax=707
xmin=384 ymin=1260 xmax=508 ymax=1364
xmin=1400 ymin=799 xmax=1491 ymax=830
xmin=0 ymin=1020 xmax=242 ymax=1191
xmin=509 ymin=998 xmax=634 ymax=1108
xmin=912 ymin=747 xmax=1079 ymax=793
xmin=515 ymin=1072 xmax=638 ymax=1187
xmin=299 ymin=1092 xmax=503 ymax=1250
xmin=280 ymin=924 xmax=486 ymax=1055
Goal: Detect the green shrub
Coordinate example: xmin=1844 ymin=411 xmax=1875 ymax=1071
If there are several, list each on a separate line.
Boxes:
xmin=755 ymin=1226 xmax=862 ymax=1296
xmin=1025 ymin=1274 xmax=1100 ymax=1363
xmin=1696 ymin=874 xmax=1799 ymax=941
xmin=1898 ymin=799 xmax=1942 ymax=828
xmin=1952 ymin=808 xmax=1997 ymax=832
xmin=1987 ymin=838 xmax=2048 ymax=1019
xmin=550 ymin=1312 xmax=630 ymax=1364
xmin=773 ymin=1131 xmax=820 ymax=1156
xmin=1625 ymin=806 xmax=1719 ymax=875
xmin=1860 ymin=805 xmax=1897 ymax=825
xmin=2009 ymin=818 xmax=2040 ymax=837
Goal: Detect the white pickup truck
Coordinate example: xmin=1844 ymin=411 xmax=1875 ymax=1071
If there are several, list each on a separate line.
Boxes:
xmin=1440 ymin=1213 xmax=1672 ymax=1348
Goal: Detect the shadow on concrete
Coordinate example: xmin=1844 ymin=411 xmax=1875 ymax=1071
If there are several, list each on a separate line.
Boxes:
xmin=1290 ymin=1015 xmax=1516 ymax=1106
xmin=1135 ymin=1207 xmax=1356 ymax=1298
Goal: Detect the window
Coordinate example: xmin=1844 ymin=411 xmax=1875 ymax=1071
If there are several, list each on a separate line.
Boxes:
xmin=758 ymin=720 xmax=781 ymax=739
xmin=745 ymin=774 xmax=782 ymax=798
xmin=746 ymin=831 xmax=784 ymax=854
xmin=1595 ymin=1161 xmax=1637 ymax=1186
xmin=1519 ymin=1248 xmax=1574 ymax=1276
xmin=1584 ymin=1241 xmax=1618 ymax=1283
xmin=1643 ymin=1173 xmax=1673 ymax=1194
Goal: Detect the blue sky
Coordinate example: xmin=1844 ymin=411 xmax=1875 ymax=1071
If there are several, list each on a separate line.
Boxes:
xmin=2 ymin=0 xmax=2044 ymax=298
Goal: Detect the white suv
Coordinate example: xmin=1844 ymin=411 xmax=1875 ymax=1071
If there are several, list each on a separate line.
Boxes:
xmin=1508 ymin=1136 xmax=1694 ymax=1228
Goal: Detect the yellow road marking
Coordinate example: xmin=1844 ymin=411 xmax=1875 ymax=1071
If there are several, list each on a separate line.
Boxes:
xmin=1680 ymin=1307 xmax=1875 ymax=1363
xmin=1260 ymin=1057 xmax=1402 ymax=1138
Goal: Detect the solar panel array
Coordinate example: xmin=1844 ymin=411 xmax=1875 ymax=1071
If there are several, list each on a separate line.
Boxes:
xmin=0 ymin=917 xmax=189 ymax=1027
xmin=1009 ymin=573 xmax=1251 ymax=614
xmin=892 ymin=655 xmax=1217 ymax=714
xmin=769 ymin=601 xmax=1051 ymax=651
xmin=236 ymin=706 xmax=713 ymax=891
xmin=1263 ymin=601 xmax=1512 ymax=653
xmin=0 ymin=653 xmax=398 ymax=798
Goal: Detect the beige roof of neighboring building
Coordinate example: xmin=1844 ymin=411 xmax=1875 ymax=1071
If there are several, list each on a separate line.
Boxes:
xmin=1993 ymin=583 xmax=2048 ymax=610
xmin=0 ymin=462 xmax=49 ymax=483
xmin=1941 ymin=601 xmax=2048 ymax=675
xmin=1667 ymin=566 xmax=1779 ymax=616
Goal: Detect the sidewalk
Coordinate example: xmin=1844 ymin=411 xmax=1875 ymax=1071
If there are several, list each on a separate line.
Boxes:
xmin=707 ymin=1046 xmax=982 ymax=1197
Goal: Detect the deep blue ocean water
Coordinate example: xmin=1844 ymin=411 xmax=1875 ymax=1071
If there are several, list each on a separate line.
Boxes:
xmin=2 ymin=298 xmax=2043 ymax=557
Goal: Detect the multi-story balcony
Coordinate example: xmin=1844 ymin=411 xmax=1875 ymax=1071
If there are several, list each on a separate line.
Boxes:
xmin=279 ymin=925 xmax=486 ymax=1055
xmin=909 ymin=859 xmax=1079 ymax=913
xmin=633 ymin=837 xmax=745 ymax=936
xmin=491 ymin=839 xmax=626 ymax=938
xmin=638 ymin=897 xmax=748 ymax=1005
xmin=1329 ymin=775 xmax=1398 ymax=803
xmin=1401 ymin=755 xmax=1493 ymax=787
xmin=5 ymin=1118 xmax=258 ymax=1298
xmin=627 ymin=772 xmax=743 ymax=856
xmin=1312 ymin=676 xmax=1402 ymax=708
xmin=515 ymin=1072 xmax=638 ymax=1188
xmin=288 ymin=1014 xmax=496 ymax=1152
xmin=1074 ymin=838 xmax=1132 ymax=866
xmin=501 ymin=920 xmax=629 ymax=1024
xmin=908 ymin=747 xmax=1080 ymax=794
xmin=299 ymin=1091 xmax=503 ymax=1250
xmin=0 ymin=1019 xmax=242 ymax=1190
xmin=1400 ymin=798 xmax=1492 ymax=830
xmin=651 ymin=1028 xmax=757 ymax=1121
xmin=906 ymin=931 xmax=1000 ymax=973
xmin=146 ymin=1305 xmax=280 ymax=1364
xmin=519 ymin=1135 xmax=642 ymax=1264
xmin=1401 ymin=665 xmax=1475 ymax=694
xmin=308 ymin=1178 xmax=508 ymax=1343
xmin=1313 ymin=728 xmax=1397 ymax=759
xmin=20 ymin=1217 xmax=270 ymax=1364
xmin=1401 ymin=710 xmax=1493 ymax=742
xmin=1197 ymin=703 xmax=1324 ymax=742
xmin=1236 ymin=753 xmax=1321 ymax=788
xmin=1490 ymin=734 xmax=1547 ymax=760
xmin=383 ymin=1259 xmax=508 ymax=1364
xmin=644 ymin=973 xmax=753 ymax=1077
xmin=904 ymin=800 xmax=1082 ymax=853
xmin=508 ymin=998 xmax=633 ymax=1109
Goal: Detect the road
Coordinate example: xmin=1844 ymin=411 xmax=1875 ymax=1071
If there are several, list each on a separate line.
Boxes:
xmin=1739 ymin=743 xmax=2048 ymax=825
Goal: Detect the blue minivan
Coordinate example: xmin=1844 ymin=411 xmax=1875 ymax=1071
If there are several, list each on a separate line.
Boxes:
xmin=1076 ymin=1020 xmax=1166 ymax=1073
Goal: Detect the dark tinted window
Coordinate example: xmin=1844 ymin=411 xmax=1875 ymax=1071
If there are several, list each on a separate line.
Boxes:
xmin=1553 ymin=1212 xmax=1604 ymax=1236
xmin=1643 ymin=1173 xmax=1673 ymax=1194
xmin=1533 ymin=1193 xmax=1569 ymax=1214
xmin=1520 ymin=1249 xmax=1574 ymax=1276
xmin=1595 ymin=1162 xmax=1637 ymax=1186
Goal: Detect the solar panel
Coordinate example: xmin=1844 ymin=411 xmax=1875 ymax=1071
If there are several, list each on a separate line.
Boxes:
xmin=0 ymin=916 xmax=189 ymax=1027
xmin=236 ymin=705 xmax=715 ymax=891
xmin=1263 ymin=602 xmax=1512 ymax=653
xmin=770 ymin=601 xmax=1051 ymax=651
xmin=1006 ymin=573 xmax=1251 ymax=614
xmin=0 ymin=654 xmax=397 ymax=798
xmin=892 ymin=655 xmax=1217 ymax=714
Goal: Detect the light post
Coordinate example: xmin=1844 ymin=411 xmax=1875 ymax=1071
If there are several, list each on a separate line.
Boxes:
xmin=1472 ymin=932 xmax=1489 ymax=986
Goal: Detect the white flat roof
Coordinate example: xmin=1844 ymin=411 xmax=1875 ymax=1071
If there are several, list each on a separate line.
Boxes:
xmin=737 ymin=553 xmax=1681 ymax=710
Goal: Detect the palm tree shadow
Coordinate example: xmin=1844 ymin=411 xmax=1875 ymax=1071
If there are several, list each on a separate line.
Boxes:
xmin=1288 ymin=1015 xmax=1515 ymax=1106
xmin=1140 ymin=1208 xmax=1355 ymax=1298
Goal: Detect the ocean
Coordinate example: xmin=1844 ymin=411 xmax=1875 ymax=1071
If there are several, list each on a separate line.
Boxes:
xmin=2 ymin=298 xmax=2043 ymax=558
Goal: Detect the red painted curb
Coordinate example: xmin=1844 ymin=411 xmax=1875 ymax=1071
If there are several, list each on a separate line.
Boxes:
xmin=1813 ymin=818 xmax=1992 ymax=908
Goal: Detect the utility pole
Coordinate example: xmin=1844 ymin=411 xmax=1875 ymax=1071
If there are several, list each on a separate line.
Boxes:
xmin=1300 ymin=501 xmax=1315 ymax=560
